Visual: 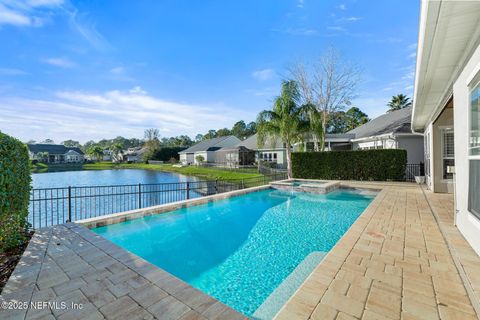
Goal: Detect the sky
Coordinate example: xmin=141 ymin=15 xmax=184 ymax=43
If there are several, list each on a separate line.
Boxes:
xmin=0 ymin=0 xmax=420 ymax=143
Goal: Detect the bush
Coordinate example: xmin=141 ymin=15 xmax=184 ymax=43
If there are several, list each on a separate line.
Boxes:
xmin=292 ymin=149 xmax=407 ymax=181
xmin=0 ymin=132 xmax=31 ymax=252
xmin=152 ymin=147 xmax=185 ymax=161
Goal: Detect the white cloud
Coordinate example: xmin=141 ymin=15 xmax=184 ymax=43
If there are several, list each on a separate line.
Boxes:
xmin=42 ymin=57 xmax=76 ymax=68
xmin=407 ymin=52 xmax=416 ymax=59
xmin=66 ymin=8 xmax=112 ymax=51
xmin=252 ymin=69 xmax=275 ymax=81
xmin=110 ymin=66 xmax=125 ymax=74
xmin=285 ymin=27 xmax=318 ymax=36
xmin=129 ymin=86 xmax=147 ymax=95
xmin=0 ymin=1 xmax=62 ymax=27
xmin=0 ymin=67 xmax=28 ymax=75
xmin=297 ymin=0 xmax=304 ymax=8
xmin=0 ymin=88 xmax=254 ymax=142
xmin=337 ymin=4 xmax=346 ymax=10
xmin=327 ymin=26 xmax=346 ymax=32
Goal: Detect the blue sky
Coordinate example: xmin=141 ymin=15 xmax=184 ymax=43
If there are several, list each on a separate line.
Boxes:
xmin=0 ymin=0 xmax=419 ymax=143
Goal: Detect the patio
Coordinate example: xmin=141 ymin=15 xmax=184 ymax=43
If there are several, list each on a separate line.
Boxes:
xmin=1 ymin=183 xmax=479 ymax=320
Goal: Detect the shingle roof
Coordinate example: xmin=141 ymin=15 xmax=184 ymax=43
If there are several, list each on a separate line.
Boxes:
xmin=348 ymin=107 xmax=413 ymax=139
xmin=27 ymin=144 xmax=84 ymax=155
xmin=179 ymin=136 xmax=239 ymax=153
xmin=235 ymin=134 xmax=284 ymax=150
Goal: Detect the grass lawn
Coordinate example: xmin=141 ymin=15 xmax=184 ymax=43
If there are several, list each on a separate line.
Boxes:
xmin=82 ymin=162 xmax=263 ymax=180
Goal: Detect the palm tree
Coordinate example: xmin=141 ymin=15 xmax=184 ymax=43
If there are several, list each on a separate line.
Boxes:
xmin=257 ymin=80 xmax=310 ymax=178
xmin=87 ymin=146 xmax=104 ymax=162
xmin=111 ymin=143 xmax=123 ymax=162
xmin=387 ymin=94 xmax=412 ymax=112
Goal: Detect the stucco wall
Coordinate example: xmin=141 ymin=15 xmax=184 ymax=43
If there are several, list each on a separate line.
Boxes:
xmin=453 ymin=41 xmax=480 ymax=255
xmin=397 ymin=135 xmax=424 ymax=164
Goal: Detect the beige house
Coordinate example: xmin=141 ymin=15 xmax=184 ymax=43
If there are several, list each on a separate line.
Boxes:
xmin=412 ymin=0 xmax=480 ymax=254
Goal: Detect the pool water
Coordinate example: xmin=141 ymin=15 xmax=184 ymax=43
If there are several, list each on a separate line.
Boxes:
xmin=93 ymin=188 xmax=376 ymax=317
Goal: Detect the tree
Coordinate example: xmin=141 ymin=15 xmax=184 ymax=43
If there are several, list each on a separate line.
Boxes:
xmin=245 ymin=121 xmax=257 ymax=137
xmin=203 ymin=130 xmax=217 ymax=140
xmin=387 ymin=94 xmax=412 ymax=112
xmin=111 ymin=143 xmax=123 ymax=162
xmin=144 ymin=128 xmax=160 ymax=150
xmin=87 ymin=146 xmax=104 ymax=162
xmin=257 ymin=80 xmax=310 ymax=178
xmin=289 ymin=47 xmax=360 ymax=151
xmin=195 ymin=154 xmax=205 ymax=165
xmin=41 ymin=139 xmax=55 ymax=144
xmin=26 ymin=140 xmax=36 ymax=144
xmin=62 ymin=140 xmax=81 ymax=148
xmin=231 ymin=120 xmax=247 ymax=138
xmin=327 ymin=107 xmax=369 ymax=133
xmin=195 ymin=134 xmax=204 ymax=142
xmin=216 ymin=128 xmax=231 ymax=137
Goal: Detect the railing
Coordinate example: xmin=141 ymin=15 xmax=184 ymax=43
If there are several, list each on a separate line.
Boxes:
xmin=28 ymin=173 xmax=287 ymax=229
xmin=405 ymin=163 xmax=425 ymax=182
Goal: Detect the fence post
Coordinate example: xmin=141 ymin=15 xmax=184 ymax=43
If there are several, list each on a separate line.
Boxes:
xmin=67 ymin=186 xmax=72 ymax=223
xmin=241 ymin=179 xmax=245 ymax=189
xmin=215 ymin=179 xmax=218 ymax=194
xmin=138 ymin=183 xmax=142 ymax=209
xmin=186 ymin=182 xmax=190 ymax=199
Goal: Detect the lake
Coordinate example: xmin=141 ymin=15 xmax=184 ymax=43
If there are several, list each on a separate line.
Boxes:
xmin=29 ymin=169 xmax=204 ymax=228
xmin=32 ymin=169 xmax=198 ymax=189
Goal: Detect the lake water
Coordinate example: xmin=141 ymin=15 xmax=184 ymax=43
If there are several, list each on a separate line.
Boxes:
xmin=29 ymin=169 xmax=202 ymax=228
xmin=31 ymin=169 xmax=197 ymax=189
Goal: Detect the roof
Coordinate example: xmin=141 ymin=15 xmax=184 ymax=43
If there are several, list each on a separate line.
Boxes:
xmin=412 ymin=1 xmax=480 ymax=131
xmin=178 ymin=136 xmax=240 ymax=153
xmin=348 ymin=107 xmax=414 ymax=140
xmin=27 ymin=144 xmax=84 ymax=155
xmin=236 ymin=134 xmax=284 ymax=150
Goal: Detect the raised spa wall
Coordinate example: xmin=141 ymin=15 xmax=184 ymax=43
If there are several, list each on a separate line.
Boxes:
xmin=270 ymin=179 xmax=340 ymax=194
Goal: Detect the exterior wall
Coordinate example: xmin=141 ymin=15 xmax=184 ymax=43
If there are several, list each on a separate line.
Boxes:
xmin=258 ymin=149 xmax=286 ymax=167
xmin=453 ymin=41 xmax=480 ymax=255
xmin=179 ymin=153 xmax=194 ymax=164
xmin=432 ymin=107 xmax=454 ymax=193
xmin=397 ymin=135 xmax=425 ymax=164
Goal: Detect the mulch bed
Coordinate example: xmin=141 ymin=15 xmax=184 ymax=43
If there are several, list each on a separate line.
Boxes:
xmin=0 ymin=231 xmax=34 ymax=293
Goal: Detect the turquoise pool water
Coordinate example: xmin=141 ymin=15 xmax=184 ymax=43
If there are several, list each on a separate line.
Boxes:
xmin=93 ymin=188 xmax=376 ymax=317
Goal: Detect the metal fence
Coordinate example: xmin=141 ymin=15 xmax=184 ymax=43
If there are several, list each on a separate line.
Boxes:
xmin=405 ymin=163 xmax=425 ymax=182
xmin=28 ymin=173 xmax=287 ymax=229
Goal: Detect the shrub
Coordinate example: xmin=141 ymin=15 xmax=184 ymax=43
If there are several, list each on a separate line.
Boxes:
xmin=292 ymin=149 xmax=407 ymax=181
xmin=0 ymin=132 xmax=31 ymax=252
xmin=152 ymin=147 xmax=185 ymax=161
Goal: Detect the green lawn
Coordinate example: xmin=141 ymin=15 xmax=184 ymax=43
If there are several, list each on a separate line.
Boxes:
xmin=82 ymin=162 xmax=263 ymax=180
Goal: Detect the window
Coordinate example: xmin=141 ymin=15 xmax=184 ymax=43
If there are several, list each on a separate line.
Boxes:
xmin=469 ymin=80 xmax=480 ymax=219
xmin=424 ymin=132 xmax=430 ymax=177
xmin=273 ymin=153 xmax=277 ymax=160
xmin=441 ymin=128 xmax=454 ymax=180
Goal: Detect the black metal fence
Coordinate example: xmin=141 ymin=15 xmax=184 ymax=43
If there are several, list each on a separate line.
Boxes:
xmin=405 ymin=163 xmax=425 ymax=182
xmin=28 ymin=173 xmax=287 ymax=229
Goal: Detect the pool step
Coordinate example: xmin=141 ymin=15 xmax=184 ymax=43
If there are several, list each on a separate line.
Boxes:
xmin=270 ymin=179 xmax=340 ymax=194
xmin=252 ymin=251 xmax=327 ymax=320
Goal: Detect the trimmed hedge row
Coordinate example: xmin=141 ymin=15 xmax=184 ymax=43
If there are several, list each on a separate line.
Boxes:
xmin=0 ymin=132 xmax=31 ymax=252
xmin=292 ymin=149 xmax=407 ymax=181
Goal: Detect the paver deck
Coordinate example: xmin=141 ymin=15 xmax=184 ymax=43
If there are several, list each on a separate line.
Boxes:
xmin=275 ymin=183 xmax=480 ymax=320
xmin=1 ymin=183 xmax=480 ymax=320
xmin=0 ymin=224 xmax=246 ymax=320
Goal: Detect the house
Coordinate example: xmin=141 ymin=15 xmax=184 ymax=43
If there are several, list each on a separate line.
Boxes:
xmin=348 ymin=107 xmax=424 ymax=164
xmin=28 ymin=144 xmax=84 ymax=163
xmin=411 ymin=0 xmax=480 ymax=253
xmin=124 ymin=147 xmax=147 ymax=163
xmin=178 ymin=136 xmax=241 ymax=165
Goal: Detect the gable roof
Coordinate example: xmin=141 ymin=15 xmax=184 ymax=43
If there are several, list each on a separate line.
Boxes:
xmin=348 ymin=107 xmax=414 ymax=140
xmin=179 ymin=136 xmax=240 ymax=153
xmin=27 ymin=144 xmax=84 ymax=155
xmin=236 ymin=134 xmax=284 ymax=150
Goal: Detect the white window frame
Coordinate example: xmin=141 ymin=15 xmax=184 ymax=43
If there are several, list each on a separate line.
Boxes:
xmin=468 ymin=76 xmax=480 ymax=220
xmin=440 ymin=127 xmax=454 ymax=181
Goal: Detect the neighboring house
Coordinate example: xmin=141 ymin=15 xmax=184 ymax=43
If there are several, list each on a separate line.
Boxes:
xmin=178 ymin=136 xmax=241 ymax=165
xmin=124 ymin=147 xmax=147 ymax=163
xmin=348 ymin=107 xmax=424 ymax=164
xmin=233 ymin=134 xmax=287 ymax=168
xmin=411 ymin=1 xmax=480 ymax=253
xmin=28 ymin=144 xmax=84 ymax=163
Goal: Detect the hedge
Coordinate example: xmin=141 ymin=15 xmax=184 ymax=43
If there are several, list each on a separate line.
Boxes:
xmin=0 ymin=132 xmax=31 ymax=252
xmin=292 ymin=149 xmax=407 ymax=181
xmin=151 ymin=147 xmax=186 ymax=161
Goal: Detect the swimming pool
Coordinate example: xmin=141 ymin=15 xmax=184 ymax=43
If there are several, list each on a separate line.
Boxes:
xmin=92 ymin=188 xmax=376 ymax=317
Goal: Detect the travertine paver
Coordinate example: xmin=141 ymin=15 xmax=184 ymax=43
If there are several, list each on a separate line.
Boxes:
xmin=275 ymin=183 xmax=480 ymax=320
xmin=0 ymin=224 xmax=246 ymax=320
